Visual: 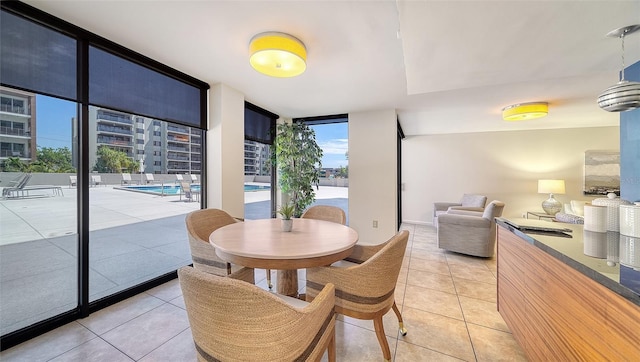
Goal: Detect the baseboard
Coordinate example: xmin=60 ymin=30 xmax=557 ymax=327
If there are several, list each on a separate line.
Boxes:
xmin=402 ymin=219 xmax=433 ymax=226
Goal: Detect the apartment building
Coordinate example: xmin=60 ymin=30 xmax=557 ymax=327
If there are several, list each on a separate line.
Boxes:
xmin=78 ymin=108 xmax=202 ymax=175
xmin=244 ymin=140 xmax=270 ymax=176
xmin=0 ymin=87 xmax=36 ymax=162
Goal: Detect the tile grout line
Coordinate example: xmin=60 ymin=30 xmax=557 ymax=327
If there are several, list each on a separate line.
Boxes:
xmin=445 ymin=243 xmax=480 ymax=361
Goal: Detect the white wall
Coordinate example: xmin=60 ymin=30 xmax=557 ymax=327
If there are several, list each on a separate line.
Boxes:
xmin=402 ymin=126 xmax=620 ymax=224
xmin=207 ymin=84 xmax=245 ymax=217
xmin=349 ymin=109 xmax=398 ymax=244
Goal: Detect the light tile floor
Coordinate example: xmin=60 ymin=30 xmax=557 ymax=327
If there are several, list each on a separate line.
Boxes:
xmin=1 ymin=224 xmax=528 ymax=361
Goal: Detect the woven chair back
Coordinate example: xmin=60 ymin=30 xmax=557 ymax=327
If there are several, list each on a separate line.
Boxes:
xmin=185 ymin=209 xmax=237 ymax=276
xmin=307 ymin=230 xmax=409 ymax=316
xmin=301 ymin=205 xmax=346 ymax=225
xmin=179 ymin=266 xmax=336 ymax=362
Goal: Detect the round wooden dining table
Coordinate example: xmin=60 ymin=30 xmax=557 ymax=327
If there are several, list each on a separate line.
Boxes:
xmin=209 ymin=218 xmax=358 ymax=297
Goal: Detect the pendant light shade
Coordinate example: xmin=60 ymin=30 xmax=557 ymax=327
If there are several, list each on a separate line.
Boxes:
xmin=597 ymin=25 xmax=640 ymax=112
xmin=598 ymin=80 xmax=640 ymax=112
xmin=502 ymin=102 xmax=548 ymax=121
xmin=249 ymin=32 xmax=306 ymax=78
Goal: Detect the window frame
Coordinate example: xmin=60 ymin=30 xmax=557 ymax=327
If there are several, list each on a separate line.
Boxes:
xmin=0 ymin=1 xmax=209 ymax=350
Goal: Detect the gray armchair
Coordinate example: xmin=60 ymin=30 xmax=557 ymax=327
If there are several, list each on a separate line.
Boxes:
xmin=436 ymin=200 xmax=505 ymax=257
xmin=433 ymin=194 xmax=487 ymax=225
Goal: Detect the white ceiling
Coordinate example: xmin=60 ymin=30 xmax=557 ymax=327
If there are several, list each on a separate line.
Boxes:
xmin=24 ymin=0 xmax=640 ymax=136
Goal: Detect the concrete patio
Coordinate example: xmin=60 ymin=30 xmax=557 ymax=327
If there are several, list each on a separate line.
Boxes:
xmin=0 ymin=183 xmax=347 ymax=336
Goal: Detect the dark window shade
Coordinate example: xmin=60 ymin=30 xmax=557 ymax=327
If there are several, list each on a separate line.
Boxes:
xmin=89 ymin=46 xmax=201 ymax=128
xmin=245 ymin=103 xmax=277 ymax=144
xmin=0 ymin=10 xmax=76 ymax=100
xmin=293 ymin=114 xmax=348 ymax=125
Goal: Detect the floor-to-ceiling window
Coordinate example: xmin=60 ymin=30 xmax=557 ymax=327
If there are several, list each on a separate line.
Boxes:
xmin=0 ymin=2 xmax=208 ymax=349
xmin=299 ymin=116 xmax=349 ymax=223
xmin=86 ymin=106 xmax=201 ymax=302
xmin=0 ymin=88 xmax=78 ymax=337
xmin=244 ymin=102 xmax=277 ymax=220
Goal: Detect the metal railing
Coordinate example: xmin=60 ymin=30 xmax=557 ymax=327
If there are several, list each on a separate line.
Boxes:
xmin=0 ymin=104 xmax=29 ymax=115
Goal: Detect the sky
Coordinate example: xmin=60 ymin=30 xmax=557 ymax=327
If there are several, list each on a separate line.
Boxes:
xmin=310 ymin=123 xmax=349 ymax=169
xmin=36 ymin=95 xmax=75 ymax=149
xmin=35 ymin=95 xmax=349 ymax=168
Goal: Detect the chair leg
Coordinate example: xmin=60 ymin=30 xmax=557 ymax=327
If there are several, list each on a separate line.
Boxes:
xmin=266 ymin=269 xmax=272 ymax=289
xmin=392 ymin=301 xmax=408 ymax=336
xmin=327 ymin=332 xmax=336 ymax=362
xmin=373 ymin=316 xmax=391 ymax=362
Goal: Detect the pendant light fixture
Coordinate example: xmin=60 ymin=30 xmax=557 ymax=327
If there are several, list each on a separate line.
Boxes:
xmin=249 ymin=32 xmax=307 ymax=78
xmin=502 ymin=102 xmax=548 ymax=121
xmin=597 ymin=24 xmax=640 ymax=112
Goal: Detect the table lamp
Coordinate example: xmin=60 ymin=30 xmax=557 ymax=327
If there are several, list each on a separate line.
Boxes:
xmin=538 ymin=179 xmax=565 ymax=215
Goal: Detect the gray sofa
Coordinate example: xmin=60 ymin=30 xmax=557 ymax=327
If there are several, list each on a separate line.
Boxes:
xmin=436 ymin=200 xmax=505 ymax=257
xmin=433 ymin=194 xmax=487 ymax=225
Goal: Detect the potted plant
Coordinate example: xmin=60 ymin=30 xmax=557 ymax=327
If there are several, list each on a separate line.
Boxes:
xmin=272 ymin=121 xmax=323 ymax=218
xmin=277 ymin=202 xmax=296 ymax=232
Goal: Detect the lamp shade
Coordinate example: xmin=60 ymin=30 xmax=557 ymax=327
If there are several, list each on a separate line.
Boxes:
xmin=249 ymin=32 xmax=306 ymax=78
xmin=502 ymin=102 xmax=548 ymax=121
xmin=597 ymin=80 xmax=640 ymax=112
xmin=538 ymin=179 xmax=565 ymax=194
xmin=597 ymin=25 xmax=640 ymax=112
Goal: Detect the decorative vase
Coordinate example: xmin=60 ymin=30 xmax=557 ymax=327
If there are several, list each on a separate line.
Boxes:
xmin=542 ymin=194 xmax=562 ymax=215
xmin=281 ymin=219 xmax=293 ymax=232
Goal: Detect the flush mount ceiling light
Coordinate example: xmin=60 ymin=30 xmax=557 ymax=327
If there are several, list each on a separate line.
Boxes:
xmin=502 ymin=102 xmax=548 ymax=121
xmin=597 ymin=24 xmax=640 ymax=112
xmin=249 ymin=32 xmax=307 ymax=78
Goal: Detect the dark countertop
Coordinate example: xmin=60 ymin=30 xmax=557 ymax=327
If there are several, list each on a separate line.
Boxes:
xmin=496 ymin=217 xmax=640 ymax=307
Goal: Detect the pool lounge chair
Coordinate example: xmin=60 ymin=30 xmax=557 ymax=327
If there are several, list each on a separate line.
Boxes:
xmin=3 ymin=173 xmax=64 ymax=198
xmin=2 ymin=173 xmax=31 ymax=197
xmin=121 ymin=173 xmax=138 ymax=185
xmin=91 ymin=175 xmax=103 ymax=187
xmin=190 ymin=174 xmax=198 ymax=183
xmin=144 ymin=173 xmax=157 ymax=184
xmin=69 ymin=175 xmax=77 ymax=188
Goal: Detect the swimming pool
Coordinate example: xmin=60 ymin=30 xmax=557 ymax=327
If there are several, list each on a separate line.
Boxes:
xmin=244 ymin=184 xmax=270 ymax=191
xmin=117 ymin=184 xmax=269 ymax=195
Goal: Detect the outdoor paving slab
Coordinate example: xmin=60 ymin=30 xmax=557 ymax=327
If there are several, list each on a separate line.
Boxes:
xmin=90 ymin=249 xmax=188 ymax=286
xmin=0 ymin=240 xmax=76 ymax=282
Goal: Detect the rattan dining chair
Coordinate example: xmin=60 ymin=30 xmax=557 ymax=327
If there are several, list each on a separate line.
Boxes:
xmin=179 ymin=266 xmax=337 ymax=362
xmin=301 ymin=205 xmax=347 ymax=224
xmin=265 ymin=205 xmax=347 ymax=289
xmin=306 ymin=230 xmax=409 ymax=362
xmin=185 ymin=208 xmax=254 ymax=284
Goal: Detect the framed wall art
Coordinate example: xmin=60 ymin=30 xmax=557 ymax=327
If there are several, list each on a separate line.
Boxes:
xmin=584 ymin=150 xmax=620 ymax=196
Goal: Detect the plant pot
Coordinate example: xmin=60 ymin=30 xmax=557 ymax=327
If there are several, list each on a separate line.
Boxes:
xmin=281 ymin=219 xmax=293 ymax=232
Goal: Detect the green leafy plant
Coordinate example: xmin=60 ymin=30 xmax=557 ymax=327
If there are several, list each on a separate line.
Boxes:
xmin=277 ymin=202 xmax=296 ymax=220
xmin=272 ymin=121 xmax=323 ymax=217
xmin=93 ymin=145 xmax=137 ymax=173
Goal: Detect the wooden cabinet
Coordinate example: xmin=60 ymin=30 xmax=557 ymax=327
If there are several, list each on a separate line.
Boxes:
xmin=497 ymin=225 xmax=640 ymax=361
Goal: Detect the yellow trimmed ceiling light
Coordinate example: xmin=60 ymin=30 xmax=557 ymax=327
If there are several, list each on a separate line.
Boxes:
xmin=249 ymin=32 xmax=307 ymax=78
xmin=502 ymin=102 xmax=548 ymax=121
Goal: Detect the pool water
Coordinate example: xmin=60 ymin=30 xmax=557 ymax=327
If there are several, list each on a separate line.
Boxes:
xmin=244 ymin=184 xmax=270 ymax=191
xmin=119 ymin=184 xmax=269 ymax=195
xmin=120 ymin=185 xmax=193 ymax=195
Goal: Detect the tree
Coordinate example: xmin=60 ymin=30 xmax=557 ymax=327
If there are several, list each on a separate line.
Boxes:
xmin=1 ymin=157 xmax=26 ymax=172
xmin=93 ymin=146 xmax=136 ymax=173
xmin=272 ymin=121 xmax=323 ymax=217
xmin=1 ymin=147 xmax=75 ymax=173
xmin=337 ymin=165 xmax=348 ymax=178
xmin=36 ymin=147 xmax=75 ymax=172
